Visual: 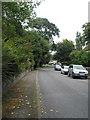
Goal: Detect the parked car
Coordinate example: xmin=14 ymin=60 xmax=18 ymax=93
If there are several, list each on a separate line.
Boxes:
xmin=68 ymin=64 xmax=88 ymax=79
xmin=54 ymin=64 xmax=61 ymax=71
xmin=61 ymin=66 xmax=69 ymax=75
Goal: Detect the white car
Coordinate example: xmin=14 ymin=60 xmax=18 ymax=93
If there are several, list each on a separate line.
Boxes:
xmin=54 ymin=64 xmax=61 ymax=71
xmin=61 ymin=66 xmax=69 ymax=75
xmin=68 ymin=64 xmax=88 ymax=79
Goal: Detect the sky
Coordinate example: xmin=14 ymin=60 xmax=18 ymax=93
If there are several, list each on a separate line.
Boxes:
xmin=36 ymin=0 xmax=89 ymax=44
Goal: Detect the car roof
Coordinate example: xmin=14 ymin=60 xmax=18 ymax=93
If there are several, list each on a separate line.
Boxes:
xmin=69 ymin=64 xmax=82 ymax=66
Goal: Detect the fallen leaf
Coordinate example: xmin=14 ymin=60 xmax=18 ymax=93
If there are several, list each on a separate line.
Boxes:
xmin=50 ymin=109 xmax=54 ymax=112
xmin=56 ymin=110 xmax=59 ymax=113
xmin=12 ymin=106 xmax=16 ymax=109
xmin=11 ymin=112 xmax=14 ymax=115
xmin=28 ymin=114 xmax=31 ymax=116
xmin=26 ymin=102 xmax=30 ymax=105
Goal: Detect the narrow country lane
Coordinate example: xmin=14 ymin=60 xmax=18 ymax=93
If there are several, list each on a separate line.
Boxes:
xmin=37 ymin=67 xmax=88 ymax=118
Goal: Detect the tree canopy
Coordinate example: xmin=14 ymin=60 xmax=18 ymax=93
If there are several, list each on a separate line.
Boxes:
xmin=75 ymin=32 xmax=82 ymax=50
xmin=53 ymin=39 xmax=75 ymax=65
xmin=75 ymin=22 xmax=90 ymax=49
xmin=82 ymin=22 xmax=90 ymax=45
xmin=70 ymin=50 xmax=88 ymax=67
xmin=2 ymin=1 xmax=60 ymax=84
xmin=32 ymin=17 xmax=60 ymax=41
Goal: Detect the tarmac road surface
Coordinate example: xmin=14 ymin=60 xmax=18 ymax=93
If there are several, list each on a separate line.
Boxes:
xmin=37 ymin=68 xmax=88 ymax=118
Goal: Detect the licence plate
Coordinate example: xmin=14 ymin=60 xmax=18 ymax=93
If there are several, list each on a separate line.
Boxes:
xmin=80 ymin=73 xmax=85 ymax=76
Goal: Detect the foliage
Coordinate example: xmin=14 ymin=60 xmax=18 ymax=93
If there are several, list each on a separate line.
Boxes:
xmin=75 ymin=22 xmax=90 ymax=48
xmin=25 ymin=30 xmax=50 ymax=68
xmin=74 ymin=22 xmax=90 ymax=67
xmin=32 ymin=17 xmax=60 ymax=41
xmin=2 ymin=2 xmax=38 ymax=82
xmin=75 ymin=32 xmax=82 ymax=50
xmin=70 ymin=50 xmax=88 ymax=66
xmin=2 ymin=2 xmax=40 ymax=38
xmin=2 ymin=36 xmax=34 ymax=82
xmin=2 ymin=1 xmax=60 ymax=83
xmin=51 ymin=41 xmax=57 ymax=51
xmin=88 ymin=51 xmax=90 ymax=67
xmin=82 ymin=22 xmax=90 ymax=45
xmin=53 ymin=39 xmax=75 ymax=64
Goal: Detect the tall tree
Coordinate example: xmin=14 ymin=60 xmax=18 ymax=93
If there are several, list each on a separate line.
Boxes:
xmin=75 ymin=22 xmax=90 ymax=48
xmin=82 ymin=22 xmax=90 ymax=45
xmin=26 ymin=31 xmax=50 ymax=69
xmin=32 ymin=17 xmax=60 ymax=42
xmin=2 ymin=1 xmax=41 ymax=82
xmin=2 ymin=1 xmax=41 ymax=39
xmin=75 ymin=31 xmax=83 ymax=50
xmin=53 ymin=39 xmax=75 ymax=65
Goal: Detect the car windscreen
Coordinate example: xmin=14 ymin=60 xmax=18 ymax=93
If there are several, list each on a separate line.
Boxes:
xmin=73 ymin=65 xmax=85 ymax=70
xmin=56 ymin=64 xmax=61 ymax=68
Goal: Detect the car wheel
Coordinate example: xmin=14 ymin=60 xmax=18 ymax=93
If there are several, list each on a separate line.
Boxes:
xmin=72 ymin=75 xmax=75 ymax=79
xmin=72 ymin=73 xmax=75 ymax=79
xmin=64 ymin=72 xmax=66 ymax=75
xmin=85 ymin=76 xmax=87 ymax=79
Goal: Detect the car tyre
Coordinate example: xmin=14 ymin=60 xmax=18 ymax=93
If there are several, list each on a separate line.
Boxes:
xmin=72 ymin=73 xmax=75 ymax=79
xmin=85 ymin=76 xmax=87 ymax=79
xmin=72 ymin=75 xmax=75 ymax=79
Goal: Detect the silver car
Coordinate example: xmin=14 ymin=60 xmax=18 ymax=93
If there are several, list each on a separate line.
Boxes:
xmin=68 ymin=64 xmax=88 ymax=79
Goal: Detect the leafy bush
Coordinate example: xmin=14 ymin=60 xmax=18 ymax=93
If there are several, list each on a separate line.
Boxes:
xmin=70 ymin=50 xmax=88 ymax=66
